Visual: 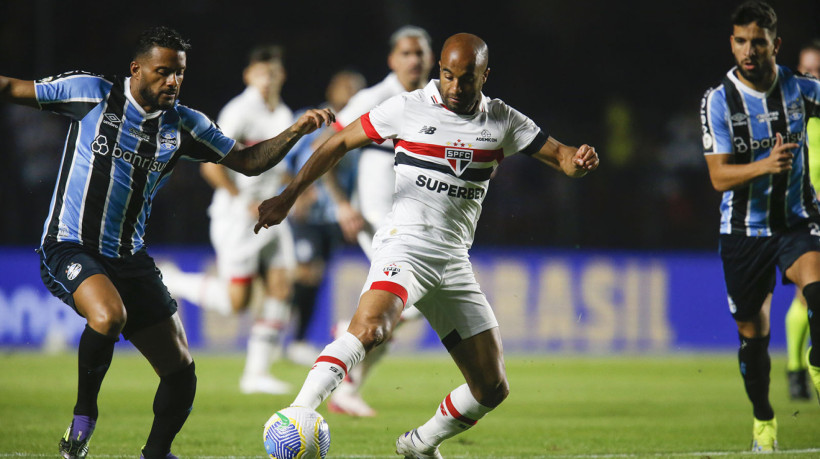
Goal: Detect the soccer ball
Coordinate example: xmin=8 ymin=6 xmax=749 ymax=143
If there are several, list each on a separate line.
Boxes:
xmin=263 ymin=406 xmax=331 ymax=459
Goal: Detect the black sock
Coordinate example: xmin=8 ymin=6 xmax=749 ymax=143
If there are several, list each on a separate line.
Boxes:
xmin=292 ymin=282 xmax=319 ymax=341
xmin=142 ymin=362 xmax=196 ymax=458
xmin=802 ymin=281 xmax=820 ymax=367
xmin=738 ymin=333 xmax=773 ymax=420
xmin=74 ymin=324 xmax=117 ymax=419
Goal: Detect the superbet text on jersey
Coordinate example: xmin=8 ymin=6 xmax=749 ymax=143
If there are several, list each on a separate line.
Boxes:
xmin=359 ymin=79 xmax=547 ymax=249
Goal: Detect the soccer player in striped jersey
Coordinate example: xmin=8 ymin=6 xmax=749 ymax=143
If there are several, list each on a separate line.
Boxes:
xmin=0 ymin=26 xmax=333 ymax=459
xmin=784 ymin=40 xmax=820 ymax=401
xmin=701 ymin=1 xmax=820 ymax=452
xmin=255 ymin=33 xmax=598 ymax=458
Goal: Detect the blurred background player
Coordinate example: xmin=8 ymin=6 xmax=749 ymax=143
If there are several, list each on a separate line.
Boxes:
xmin=284 ymin=69 xmax=367 ymax=365
xmin=323 ymin=25 xmax=435 ymax=417
xmin=701 ymin=1 xmax=820 ymax=451
xmin=162 ymin=45 xmax=297 ymax=395
xmin=784 ymin=39 xmax=820 ymax=401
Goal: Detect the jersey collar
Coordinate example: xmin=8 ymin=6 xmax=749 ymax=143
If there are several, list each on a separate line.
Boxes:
xmin=726 ymin=65 xmax=781 ymax=99
xmin=125 ymin=77 xmax=165 ymax=119
xmin=424 ymin=79 xmax=488 ymax=115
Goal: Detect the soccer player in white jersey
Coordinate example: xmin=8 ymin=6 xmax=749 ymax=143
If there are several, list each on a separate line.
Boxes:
xmin=323 ymin=26 xmax=435 ymax=417
xmin=255 ymin=33 xmax=599 ymax=458
xmin=161 ymin=45 xmax=297 ymax=395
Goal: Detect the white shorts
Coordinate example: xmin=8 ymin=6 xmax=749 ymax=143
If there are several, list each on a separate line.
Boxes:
xmin=361 ymin=233 xmax=497 ymax=349
xmin=209 ymin=211 xmax=296 ymax=281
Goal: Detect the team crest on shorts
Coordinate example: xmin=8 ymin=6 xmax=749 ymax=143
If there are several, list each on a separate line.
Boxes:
xmin=383 ymin=263 xmax=401 ymax=277
xmin=66 ymin=262 xmax=82 ymax=281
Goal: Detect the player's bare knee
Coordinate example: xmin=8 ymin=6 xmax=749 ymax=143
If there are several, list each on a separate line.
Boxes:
xmin=86 ymin=304 xmax=126 ymax=336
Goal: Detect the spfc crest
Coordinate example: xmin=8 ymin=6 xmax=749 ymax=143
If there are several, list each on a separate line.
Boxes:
xmin=445 ymin=148 xmax=473 ymax=176
xmin=383 ymin=263 xmax=401 ymax=277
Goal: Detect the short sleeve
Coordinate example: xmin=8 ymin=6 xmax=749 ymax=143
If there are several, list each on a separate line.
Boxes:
xmin=360 ymin=94 xmax=406 ymax=144
xmin=796 ymin=77 xmax=820 ymax=119
xmin=500 ymin=103 xmax=547 ymax=157
xmin=34 ymin=71 xmax=111 ymax=120
xmin=701 ymin=88 xmax=733 ymax=154
xmin=216 ymin=98 xmax=246 ymax=139
xmin=177 ymin=105 xmax=236 ymax=162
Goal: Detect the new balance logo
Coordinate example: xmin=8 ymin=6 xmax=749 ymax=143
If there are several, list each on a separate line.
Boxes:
xmin=418 ymin=126 xmax=437 ymax=135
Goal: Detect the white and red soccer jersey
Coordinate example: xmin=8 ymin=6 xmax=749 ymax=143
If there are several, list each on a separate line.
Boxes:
xmin=211 ymin=87 xmax=294 ymax=210
xmin=360 ymin=79 xmax=548 ymax=248
xmin=334 ymin=73 xmax=406 ymax=130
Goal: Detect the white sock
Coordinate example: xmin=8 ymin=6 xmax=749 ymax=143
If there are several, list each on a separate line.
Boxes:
xmin=243 ymin=298 xmax=289 ymax=378
xmin=338 ymin=340 xmax=388 ymax=393
xmin=292 ymin=332 xmax=365 ymax=410
xmin=163 ymin=267 xmax=232 ymax=315
xmin=416 ymin=384 xmax=494 ymax=447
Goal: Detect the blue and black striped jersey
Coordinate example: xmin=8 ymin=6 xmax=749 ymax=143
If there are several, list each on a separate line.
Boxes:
xmin=701 ymin=65 xmax=820 ymax=236
xmin=35 ymin=71 xmax=236 ymax=257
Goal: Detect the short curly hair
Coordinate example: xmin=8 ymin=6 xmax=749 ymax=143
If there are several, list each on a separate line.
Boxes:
xmin=133 ymin=26 xmax=191 ymax=60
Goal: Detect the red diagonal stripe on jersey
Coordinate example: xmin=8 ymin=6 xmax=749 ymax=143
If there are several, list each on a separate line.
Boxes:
xmin=360 ymin=113 xmax=386 ymax=144
xmin=315 ymin=355 xmax=348 ymax=376
xmin=370 ymin=281 xmax=408 ymax=306
xmin=444 ymin=394 xmax=478 ymax=425
xmin=395 ymin=139 xmax=503 ymax=163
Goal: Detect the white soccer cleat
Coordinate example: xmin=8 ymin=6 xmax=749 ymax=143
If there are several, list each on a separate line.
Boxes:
xmin=327 ymin=383 xmax=376 ymax=417
xmin=395 ymin=429 xmax=442 ymax=459
xmin=239 ymin=375 xmax=292 ymax=395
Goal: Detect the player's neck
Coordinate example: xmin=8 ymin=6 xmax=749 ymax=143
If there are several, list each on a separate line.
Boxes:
xmin=735 ymin=68 xmax=777 ymax=93
xmin=399 ymin=77 xmax=426 ymax=92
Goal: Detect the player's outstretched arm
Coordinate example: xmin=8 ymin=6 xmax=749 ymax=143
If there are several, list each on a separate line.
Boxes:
xmin=705 ymin=133 xmax=797 ymax=192
xmin=220 ymin=108 xmax=335 ymax=177
xmin=254 ymin=118 xmax=371 ymax=233
xmin=531 ymin=136 xmax=599 ymax=177
xmin=0 ymin=76 xmax=38 ymax=108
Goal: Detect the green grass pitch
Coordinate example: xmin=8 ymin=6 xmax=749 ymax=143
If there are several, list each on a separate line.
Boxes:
xmin=0 ymin=351 xmax=818 ymax=458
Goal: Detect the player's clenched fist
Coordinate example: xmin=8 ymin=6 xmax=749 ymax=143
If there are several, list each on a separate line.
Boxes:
xmin=573 ymin=144 xmax=599 ymax=171
xmin=254 ymin=193 xmax=294 ymax=233
xmin=293 ymin=108 xmax=335 ymax=136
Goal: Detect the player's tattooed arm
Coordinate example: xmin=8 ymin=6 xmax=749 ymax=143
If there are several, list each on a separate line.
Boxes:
xmin=254 ymin=118 xmax=371 ymax=233
xmin=0 ymin=76 xmax=38 ymax=108
xmin=532 ymin=136 xmax=599 ymax=177
xmin=221 ymin=108 xmax=335 ymax=176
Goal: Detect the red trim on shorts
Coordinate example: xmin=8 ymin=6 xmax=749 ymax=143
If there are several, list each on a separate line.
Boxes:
xmin=315 ymin=355 xmax=348 ymax=376
xmin=444 ymin=394 xmax=477 ymax=425
xmin=230 ymin=276 xmax=253 ymax=285
xmin=360 ymin=113 xmax=386 ymax=144
xmin=370 ymin=281 xmax=408 ymax=306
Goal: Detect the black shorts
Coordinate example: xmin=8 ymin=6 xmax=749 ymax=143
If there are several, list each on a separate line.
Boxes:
xmin=291 ymin=222 xmax=345 ymax=264
xmin=39 ymin=240 xmax=177 ymax=339
xmin=719 ymin=221 xmax=820 ymax=321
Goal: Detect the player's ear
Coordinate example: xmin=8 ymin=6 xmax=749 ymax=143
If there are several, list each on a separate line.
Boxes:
xmin=483 ymin=67 xmax=490 ymax=83
xmin=130 ymin=61 xmax=141 ymax=79
xmin=773 ymin=36 xmax=782 ymax=55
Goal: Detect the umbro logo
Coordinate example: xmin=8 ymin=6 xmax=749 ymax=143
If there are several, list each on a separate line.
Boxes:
xmin=103 ymin=113 xmax=122 ymax=128
xmin=418 ymin=126 xmax=437 ymax=135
